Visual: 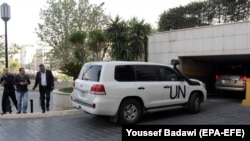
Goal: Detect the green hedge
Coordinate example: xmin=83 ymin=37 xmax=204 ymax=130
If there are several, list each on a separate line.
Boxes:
xmin=58 ymin=87 xmax=73 ymax=93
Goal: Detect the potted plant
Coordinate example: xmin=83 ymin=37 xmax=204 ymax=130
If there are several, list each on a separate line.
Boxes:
xmin=52 ymin=62 xmax=81 ymax=110
xmin=52 ymin=86 xmax=74 ymax=111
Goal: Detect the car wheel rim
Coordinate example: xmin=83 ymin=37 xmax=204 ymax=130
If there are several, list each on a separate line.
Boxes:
xmin=124 ymin=104 xmax=137 ymax=121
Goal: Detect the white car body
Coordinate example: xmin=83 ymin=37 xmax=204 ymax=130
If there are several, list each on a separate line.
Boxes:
xmin=71 ymin=61 xmax=207 ymax=124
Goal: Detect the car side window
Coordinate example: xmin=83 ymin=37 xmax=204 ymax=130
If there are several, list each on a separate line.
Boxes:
xmin=135 ymin=65 xmax=161 ymax=81
xmin=115 ymin=65 xmax=135 ymax=81
xmin=159 ymin=66 xmax=180 ymax=81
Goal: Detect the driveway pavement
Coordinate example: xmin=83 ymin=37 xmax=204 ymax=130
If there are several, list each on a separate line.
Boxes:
xmin=0 ymin=82 xmax=250 ymax=141
xmin=0 ymin=95 xmax=250 ymax=141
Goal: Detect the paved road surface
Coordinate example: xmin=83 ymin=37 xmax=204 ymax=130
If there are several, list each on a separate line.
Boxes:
xmin=0 ymin=94 xmax=249 ymax=141
xmin=0 ymin=83 xmax=250 ymax=141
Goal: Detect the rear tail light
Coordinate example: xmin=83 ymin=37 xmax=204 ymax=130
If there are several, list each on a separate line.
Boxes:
xmin=215 ymin=75 xmax=220 ymax=80
xmin=240 ymin=75 xmax=247 ymax=82
xmin=90 ymin=84 xmax=106 ymax=95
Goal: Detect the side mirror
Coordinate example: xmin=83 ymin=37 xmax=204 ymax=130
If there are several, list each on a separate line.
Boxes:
xmin=171 ymin=59 xmax=181 ymax=74
xmin=171 ymin=59 xmax=180 ymax=66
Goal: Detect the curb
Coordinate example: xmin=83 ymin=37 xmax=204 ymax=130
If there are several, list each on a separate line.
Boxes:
xmin=0 ymin=108 xmax=84 ymax=119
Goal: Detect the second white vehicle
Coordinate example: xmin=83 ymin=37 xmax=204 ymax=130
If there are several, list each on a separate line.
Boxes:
xmin=71 ymin=60 xmax=207 ymax=125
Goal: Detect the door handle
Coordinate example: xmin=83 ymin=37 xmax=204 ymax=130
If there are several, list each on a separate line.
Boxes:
xmin=164 ymin=85 xmax=170 ymax=88
xmin=138 ymin=87 xmax=145 ymax=90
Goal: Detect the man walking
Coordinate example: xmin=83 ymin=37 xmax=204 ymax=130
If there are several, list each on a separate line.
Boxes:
xmin=0 ymin=68 xmax=18 ymax=115
xmin=32 ymin=64 xmax=54 ymax=113
xmin=14 ymin=68 xmax=31 ymax=114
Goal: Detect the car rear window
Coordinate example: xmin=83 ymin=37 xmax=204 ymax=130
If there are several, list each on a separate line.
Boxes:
xmin=80 ymin=64 xmax=102 ymax=82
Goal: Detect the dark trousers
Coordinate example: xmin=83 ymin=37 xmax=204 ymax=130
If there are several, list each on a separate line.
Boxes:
xmin=1 ymin=89 xmax=18 ymax=113
xmin=39 ymin=86 xmax=51 ymax=111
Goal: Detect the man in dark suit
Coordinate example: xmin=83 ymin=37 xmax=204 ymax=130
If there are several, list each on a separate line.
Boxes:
xmin=32 ymin=64 xmax=54 ymax=113
xmin=1 ymin=68 xmax=18 ymax=115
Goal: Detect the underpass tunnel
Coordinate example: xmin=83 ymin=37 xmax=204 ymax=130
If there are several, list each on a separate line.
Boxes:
xmin=178 ymin=55 xmax=250 ymax=97
xmin=178 ymin=57 xmax=216 ymax=93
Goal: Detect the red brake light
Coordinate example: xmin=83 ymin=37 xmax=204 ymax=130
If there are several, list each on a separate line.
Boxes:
xmin=90 ymin=84 xmax=106 ymax=95
xmin=215 ymin=75 xmax=220 ymax=80
xmin=240 ymin=75 xmax=247 ymax=81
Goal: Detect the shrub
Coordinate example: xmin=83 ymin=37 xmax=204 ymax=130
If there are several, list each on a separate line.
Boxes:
xmin=58 ymin=87 xmax=73 ymax=93
xmin=59 ymin=62 xmax=82 ymax=80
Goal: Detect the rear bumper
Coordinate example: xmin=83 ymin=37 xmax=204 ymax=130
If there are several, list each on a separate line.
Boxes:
xmin=215 ymin=86 xmax=245 ymax=91
xmin=71 ymin=99 xmax=119 ymax=116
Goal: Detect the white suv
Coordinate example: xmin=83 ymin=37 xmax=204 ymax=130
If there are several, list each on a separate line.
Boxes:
xmin=71 ymin=60 xmax=207 ymax=125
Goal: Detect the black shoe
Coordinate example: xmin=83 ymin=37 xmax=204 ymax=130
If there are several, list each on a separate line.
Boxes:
xmin=46 ymin=107 xmax=49 ymax=111
xmin=16 ymin=112 xmax=21 ymax=114
xmin=1 ymin=112 xmax=6 ymax=115
xmin=42 ymin=110 xmax=45 ymax=113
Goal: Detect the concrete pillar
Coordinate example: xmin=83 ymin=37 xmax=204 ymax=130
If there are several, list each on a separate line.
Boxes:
xmin=242 ymin=78 xmax=250 ymax=106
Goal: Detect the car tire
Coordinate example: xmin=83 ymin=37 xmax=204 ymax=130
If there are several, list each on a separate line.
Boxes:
xmin=118 ymin=99 xmax=142 ymax=125
xmin=186 ymin=92 xmax=201 ymax=114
